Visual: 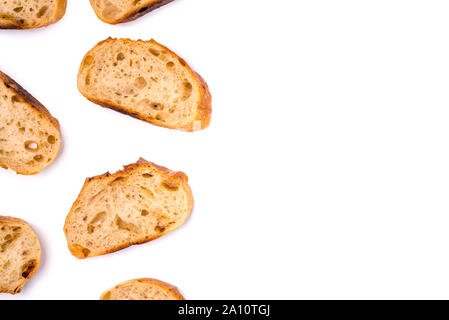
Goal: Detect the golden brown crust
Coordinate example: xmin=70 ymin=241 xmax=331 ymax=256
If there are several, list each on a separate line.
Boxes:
xmin=90 ymin=0 xmax=174 ymax=25
xmin=0 ymin=0 xmax=67 ymax=30
xmin=0 ymin=70 xmax=62 ymax=175
xmin=0 ymin=216 xmax=41 ymax=295
xmin=0 ymin=70 xmax=60 ymax=130
xmin=78 ymin=38 xmax=212 ymax=132
xmin=64 ymin=158 xmax=194 ymax=259
xmin=100 ymin=278 xmax=185 ymax=300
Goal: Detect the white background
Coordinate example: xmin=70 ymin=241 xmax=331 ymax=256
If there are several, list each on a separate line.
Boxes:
xmin=1 ymin=0 xmax=449 ymax=300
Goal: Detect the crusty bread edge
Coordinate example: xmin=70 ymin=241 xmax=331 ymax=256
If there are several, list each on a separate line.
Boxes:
xmin=0 ymin=216 xmax=41 ymax=295
xmin=90 ymin=0 xmax=174 ymax=25
xmin=64 ymin=158 xmax=194 ymax=259
xmin=100 ymin=278 xmax=185 ymax=300
xmin=0 ymin=70 xmax=62 ymax=175
xmin=77 ymin=38 xmax=212 ymax=132
xmin=0 ymin=0 xmax=67 ymax=30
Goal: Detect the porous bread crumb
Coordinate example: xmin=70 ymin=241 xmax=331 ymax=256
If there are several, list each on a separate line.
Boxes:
xmin=77 ymin=38 xmax=211 ymax=131
xmin=0 ymin=0 xmax=66 ymax=29
xmin=0 ymin=216 xmax=41 ymax=295
xmin=0 ymin=71 xmax=61 ymax=175
xmin=64 ymin=158 xmax=194 ymax=259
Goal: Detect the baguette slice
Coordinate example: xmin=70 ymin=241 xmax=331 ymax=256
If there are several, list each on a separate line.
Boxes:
xmin=64 ymin=158 xmax=194 ymax=259
xmin=0 ymin=216 xmax=41 ymax=295
xmin=77 ymin=38 xmax=212 ymax=132
xmin=100 ymin=278 xmax=185 ymax=300
xmin=0 ymin=71 xmax=61 ymax=175
xmin=90 ymin=0 xmax=174 ymax=24
xmin=0 ymin=0 xmax=67 ymax=29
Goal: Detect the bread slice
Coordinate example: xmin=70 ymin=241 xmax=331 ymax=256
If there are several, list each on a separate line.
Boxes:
xmin=0 ymin=216 xmax=41 ymax=295
xmin=100 ymin=278 xmax=184 ymax=300
xmin=0 ymin=71 xmax=61 ymax=175
xmin=77 ymin=38 xmax=212 ymax=132
xmin=0 ymin=0 xmax=67 ymax=29
xmin=89 ymin=0 xmax=174 ymax=24
xmin=64 ymin=158 xmax=194 ymax=259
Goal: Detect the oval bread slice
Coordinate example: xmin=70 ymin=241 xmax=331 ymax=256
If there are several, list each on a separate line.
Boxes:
xmin=64 ymin=158 xmax=194 ymax=259
xmin=100 ymin=278 xmax=185 ymax=300
xmin=90 ymin=0 xmax=174 ymax=24
xmin=0 ymin=0 xmax=67 ymax=29
xmin=0 ymin=216 xmax=41 ymax=295
xmin=0 ymin=71 xmax=61 ymax=175
xmin=77 ymin=38 xmax=212 ymax=132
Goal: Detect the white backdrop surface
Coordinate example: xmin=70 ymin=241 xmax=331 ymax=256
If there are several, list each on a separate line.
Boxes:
xmin=1 ymin=0 xmax=449 ymax=299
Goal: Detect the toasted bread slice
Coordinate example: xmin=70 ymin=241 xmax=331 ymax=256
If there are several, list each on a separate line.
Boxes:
xmin=0 ymin=0 xmax=66 ymax=29
xmin=0 ymin=71 xmax=61 ymax=175
xmin=0 ymin=216 xmax=41 ymax=295
xmin=77 ymin=38 xmax=212 ymax=132
xmin=64 ymin=158 xmax=194 ymax=259
xmin=90 ymin=0 xmax=174 ymax=24
xmin=100 ymin=278 xmax=184 ymax=300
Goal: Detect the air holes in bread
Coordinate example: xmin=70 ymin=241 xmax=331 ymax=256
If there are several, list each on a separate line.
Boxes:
xmin=142 ymin=173 xmax=153 ymax=178
xmin=24 ymin=141 xmax=38 ymax=151
xmin=149 ymin=49 xmax=160 ymax=57
xmin=87 ymin=211 xmax=107 ymax=234
xmin=36 ymin=6 xmax=48 ymax=19
xmin=48 ymin=135 xmax=56 ymax=144
xmin=117 ymin=53 xmax=125 ymax=61
xmin=166 ymin=61 xmax=175 ymax=69
xmin=71 ymin=244 xmax=91 ymax=258
xmin=115 ymin=215 xmax=139 ymax=233
xmin=134 ymin=77 xmax=147 ymax=90
xmin=102 ymin=2 xmax=120 ymax=20
xmin=162 ymin=181 xmax=179 ymax=191
xmin=21 ymin=260 xmax=36 ymax=278
xmin=141 ymin=209 xmax=149 ymax=217
xmin=182 ymin=81 xmax=193 ymax=101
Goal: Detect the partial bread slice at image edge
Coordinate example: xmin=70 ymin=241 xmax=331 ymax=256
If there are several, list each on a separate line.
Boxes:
xmin=0 ymin=71 xmax=61 ymax=175
xmin=0 ymin=0 xmax=67 ymax=29
xmin=100 ymin=278 xmax=185 ymax=300
xmin=90 ymin=0 xmax=175 ymax=25
xmin=64 ymin=158 xmax=194 ymax=259
xmin=77 ymin=38 xmax=212 ymax=132
xmin=0 ymin=216 xmax=41 ymax=295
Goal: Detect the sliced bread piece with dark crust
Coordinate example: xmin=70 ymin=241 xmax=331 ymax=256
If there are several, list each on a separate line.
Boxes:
xmin=77 ymin=38 xmax=212 ymax=132
xmin=0 ymin=0 xmax=67 ymax=29
xmin=0 ymin=70 xmax=61 ymax=175
xmin=64 ymin=158 xmax=194 ymax=259
xmin=0 ymin=216 xmax=41 ymax=295
xmin=89 ymin=0 xmax=174 ymax=24
xmin=100 ymin=278 xmax=185 ymax=300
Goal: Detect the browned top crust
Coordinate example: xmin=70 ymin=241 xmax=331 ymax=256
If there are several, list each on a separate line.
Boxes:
xmin=0 ymin=70 xmax=60 ymax=130
xmin=86 ymin=158 xmax=189 ymax=185
xmin=0 ymin=215 xmax=27 ymax=226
